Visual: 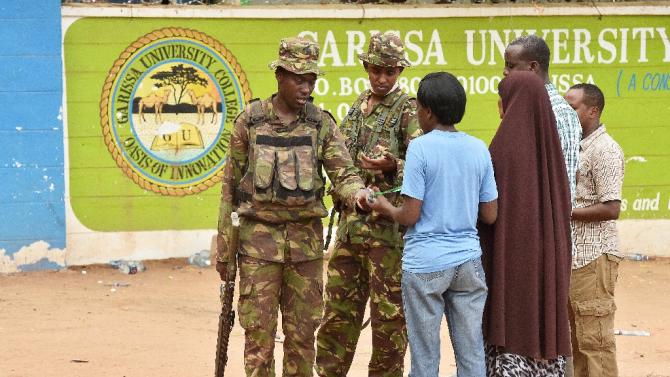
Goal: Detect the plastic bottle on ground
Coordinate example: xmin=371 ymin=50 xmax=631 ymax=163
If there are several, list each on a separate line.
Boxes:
xmin=188 ymin=250 xmax=212 ymax=268
xmin=614 ymin=329 xmax=651 ymax=336
xmin=110 ymin=260 xmax=146 ymax=274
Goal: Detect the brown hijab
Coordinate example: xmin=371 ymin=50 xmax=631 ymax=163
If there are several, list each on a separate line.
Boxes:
xmin=480 ymin=71 xmax=572 ymax=360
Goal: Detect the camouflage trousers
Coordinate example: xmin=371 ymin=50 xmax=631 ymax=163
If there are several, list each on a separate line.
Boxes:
xmin=315 ymin=240 xmax=407 ymax=377
xmin=238 ymin=254 xmax=323 ymax=377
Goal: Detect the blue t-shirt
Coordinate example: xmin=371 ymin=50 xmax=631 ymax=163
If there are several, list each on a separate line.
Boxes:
xmin=401 ymin=130 xmax=498 ymax=273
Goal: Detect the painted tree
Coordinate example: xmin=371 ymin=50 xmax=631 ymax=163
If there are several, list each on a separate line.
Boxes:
xmin=150 ymin=64 xmax=208 ymax=112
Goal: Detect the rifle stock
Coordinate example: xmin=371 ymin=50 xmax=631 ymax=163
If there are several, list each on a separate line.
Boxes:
xmin=214 ymin=212 xmax=240 ymax=377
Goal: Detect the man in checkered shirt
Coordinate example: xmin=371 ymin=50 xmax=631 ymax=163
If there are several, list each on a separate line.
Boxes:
xmin=502 ymin=35 xmax=582 ymax=202
xmin=565 ymin=83 xmax=624 ymax=377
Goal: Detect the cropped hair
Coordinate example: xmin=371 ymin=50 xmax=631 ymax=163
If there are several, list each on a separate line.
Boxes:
xmin=417 ymin=72 xmax=466 ymax=125
xmin=570 ymin=83 xmax=605 ymax=114
xmin=508 ymin=35 xmax=551 ymax=73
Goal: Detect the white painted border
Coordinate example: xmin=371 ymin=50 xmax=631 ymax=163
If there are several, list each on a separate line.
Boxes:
xmin=61 ymin=4 xmax=670 ymax=19
xmin=618 ymin=220 xmax=670 ymax=257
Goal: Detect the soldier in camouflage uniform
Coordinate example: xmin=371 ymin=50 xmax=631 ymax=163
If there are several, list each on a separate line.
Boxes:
xmin=215 ymin=37 xmax=369 ymax=377
xmin=316 ymin=32 xmax=420 ymax=377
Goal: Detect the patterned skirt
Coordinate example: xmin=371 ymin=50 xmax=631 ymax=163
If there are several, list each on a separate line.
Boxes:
xmin=485 ymin=344 xmax=565 ymax=377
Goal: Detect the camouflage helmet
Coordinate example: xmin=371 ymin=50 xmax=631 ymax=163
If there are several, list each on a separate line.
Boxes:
xmin=359 ymin=32 xmax=411 ymax=68
xmin=269 ymin=36 xmax=323 ymax=76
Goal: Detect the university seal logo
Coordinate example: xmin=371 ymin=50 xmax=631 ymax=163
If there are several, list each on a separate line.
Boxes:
xmin=100 ymin=28 xmax=252 ymax=196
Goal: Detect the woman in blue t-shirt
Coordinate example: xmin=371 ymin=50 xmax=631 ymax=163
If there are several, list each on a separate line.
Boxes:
xmin=367 ymin=71 xmax=498 ymax=377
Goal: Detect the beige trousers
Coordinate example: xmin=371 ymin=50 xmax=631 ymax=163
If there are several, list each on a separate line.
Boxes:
xmin=568 ymin=254 xmax=621 ymax=377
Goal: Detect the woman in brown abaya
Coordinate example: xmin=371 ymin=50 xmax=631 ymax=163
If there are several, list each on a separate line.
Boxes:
xmin=480 ymin=71 xmax=573 ymax=376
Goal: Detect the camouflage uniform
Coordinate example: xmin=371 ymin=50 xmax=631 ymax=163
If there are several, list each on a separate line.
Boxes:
xmin=316 ymin=32 xmax=420 ymax=377
xmin=217 ymin=37 xmax=365 ymax=377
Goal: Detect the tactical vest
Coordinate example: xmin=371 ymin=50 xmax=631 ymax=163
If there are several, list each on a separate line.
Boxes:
xmin=334 ymin=91 xmax=410 ymax=242
xmin=235 ymin=99 xmax=329 ymax=223
xmin=341 ymin=91 xmax=410 ymax=171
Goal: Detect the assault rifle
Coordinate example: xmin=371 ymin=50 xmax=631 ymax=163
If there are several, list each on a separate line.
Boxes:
xmin=214 ymin=211 xmax=240 ymax=377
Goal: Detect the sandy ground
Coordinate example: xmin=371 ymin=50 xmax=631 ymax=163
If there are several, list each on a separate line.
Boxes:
xmin=1 ymin=258 xmax=669 ymax=377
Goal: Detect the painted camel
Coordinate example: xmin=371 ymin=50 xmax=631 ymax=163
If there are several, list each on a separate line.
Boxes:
xmin=186 ymin=89 xmax=218 ymax=125
xmin=138 ymin=87 xmax=173 ymax=124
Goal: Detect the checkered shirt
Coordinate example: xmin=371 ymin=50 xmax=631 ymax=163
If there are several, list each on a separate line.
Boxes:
xmin=571 ymin=125 xmax=624 ymax=269
xmin=546 ymin=83 xmax=582 ymax=203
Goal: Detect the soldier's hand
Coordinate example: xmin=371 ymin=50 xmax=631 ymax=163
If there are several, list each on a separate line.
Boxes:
xmin=359 ymin=152 xmax=396 ymax=173
xmin=216 ymin=261 xmax=228 ymax=281
xmin=354 ymin=188 xmax=372 ymax=212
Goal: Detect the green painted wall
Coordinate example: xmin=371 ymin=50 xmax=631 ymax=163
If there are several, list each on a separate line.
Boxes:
xmin=64 ymin=16 xmax=670 ymax=232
